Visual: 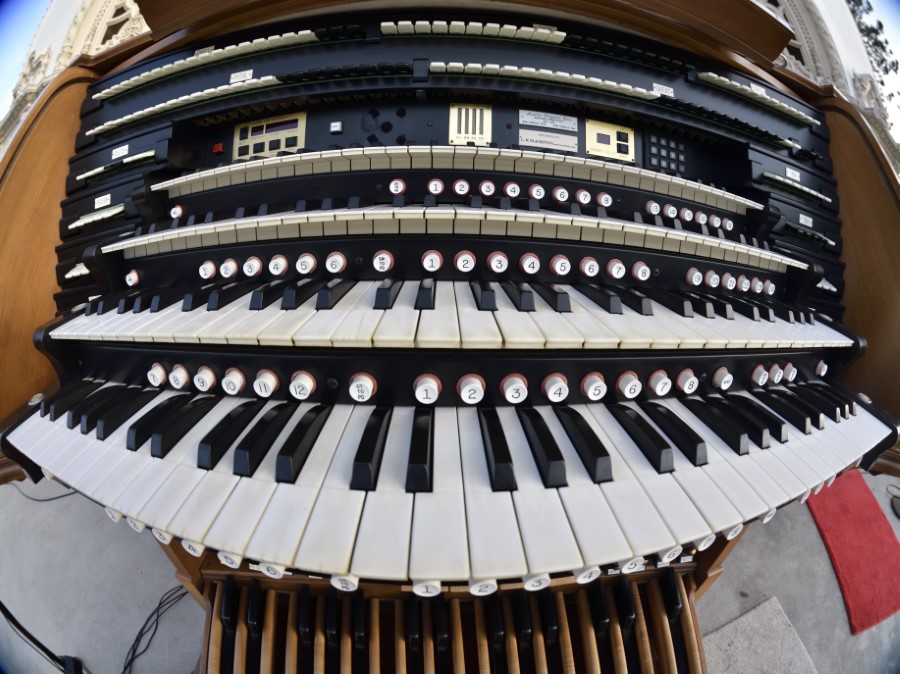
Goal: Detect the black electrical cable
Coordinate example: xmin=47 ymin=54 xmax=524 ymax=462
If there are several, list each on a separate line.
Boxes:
xmin=11 ymin=483 xmax=77 ymax=502
xmin=121 ymin=585 xmax=188 ymax=674
xmin=0 ymin=597 xmax=65 ymax=671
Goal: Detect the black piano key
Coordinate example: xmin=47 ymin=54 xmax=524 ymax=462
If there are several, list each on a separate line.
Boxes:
xmin=197 ymin=400 xmax=266 ymax=469
xmin=727 ymin=296 xmax=761 ymax=321
xmin=501 ymin=281 xmax=535 ymax=311
xmin=66 ymin=384 xmax=125 ymax=429
xmin=47 ymin=380 xmax=105 ymax=421
xmin=150 ymin=396 xmax=220 ymax=458
xmin=575 ymin=283 xmax=622 ymax=314
xmin=117 ymin=289 xmax=152 ymax=314
xmin=661 ymin=568 xmax=683 ymax=621
xmin=325 ymin=589 xmax=340 ymax=648
xmin=373 ymin=278 xmax=402 ymax=309
xmin=477 ymin=408 xmax=517 ymax=491
xmin=126 ymin=393 xmax=193 ymax=450
xmin=414 ymin=278 xmax=435 ymax=310
xmin=181 ymin=282 xmax=218 ymax=311
xmin=249 ymin=280 xmax=290 ymax=310
xmin=537 ymin=589 xmax=558 ymax=645
xmin=297 ymin=586 xmax=312 ymax=644
xmin=681 ymin=291 xmax=716 ymax=319
xmin=434 ymin=593 xmax=450 ymax=651
xmin=807 ymin=383 xmax=856 ymax=416
xmin=681 ymin=398 xmax=749 ymax=454
xmin=554 ymin=406 xmax=612 ymax=482
xmin=233 ymin=402 xmax=298 ymax=476
xmin=647 ymin=289 xmax=693 ymax=317
xmin=406 ymin=408 xmax=434 ymax=493
xmin=275 ymin=404 xmax=333 ymax=483
xmin=532 ymin=282 xmax=571 ymax=312
xmin=208 ymin=280 xmax=261 ymax=310
xmin=724 ymin=394 xmax=789 ymax=443
xmin=615 ymin=577 xmax=636 ymax=641
xmin=282 ymin=279 xmax=326 ymax=309
xmin=638 ymin=401 xmax=708 ymax=466
xmin=767 ymin=389 xmax=825 ymax=430
xmin=770 ymin=302 xmax=797 ymax=323
xmin=750 ymin=390 xmax=813 ymax=434
xmin=316 ymin=278 xmax=355 ymax=309
xmin=41 ymin=379 xmax=94 ymax=417
xmin=704 ymin=396 xmax=770 ymax=449
xmin=95 ymin=291 xmax=129 ymax=315
xmin=147 ymin=284 xmax=197 ymax=312
xmin=517 ymin=408 xmax=567 ymax=488
xmin=611 ymin=286 xmax=653 ymax=315
xmin=246 ymin=580 xmax=264 ymax=674
xmin=350 ymin=406 xmax=393 ymax=490
xmin=95 ymin=389 xmax=162 ymax=440
xmin=587 ymin=582 xmax=610 ymax=639
xmin=787 ymin=385 xmax=842 ymax=423
xmin=610 ymin=404 xmax=675 ymax=472
xmin=220 ymin=577 xmax=238 ymax=674
xmin=470 ymin=280 xmax=496 ymax=311
xmin=695 ymin=292 xmax=734 ymax=319
xmin=741 ymin=297 xmax=775 ymax=322
xmin=80 ymin=386 xmax=139 ymax=434
xmin=353 ymin=591 xmax=366 ymax=650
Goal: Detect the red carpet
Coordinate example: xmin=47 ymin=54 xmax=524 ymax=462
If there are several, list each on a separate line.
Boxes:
xmin=807 ymin=469 xmax=900 ymax=634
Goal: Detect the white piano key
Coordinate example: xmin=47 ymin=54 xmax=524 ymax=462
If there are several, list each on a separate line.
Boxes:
xmin=564 ymin=286 xmax=660 ymax=349
xmin=431 ymin=407 xmax=464 ymax=492
xmin=415 ymin=281 xmax=461 ymax=348
xmin=292 ymin=281 xmax=373 ymax=346
xmin=490 ymin=283 xmax=545 ymax=348
xmin=372 ymin=281 xmax=420 ymax=348
xmin=453 ymin=281 xmax=502 ymax=348
xmin=256 ymin=292 xmax=319 ymax=346
xmin=331 ymin=283 xmax=385 ymax=347
xmin=530 ymin=293 xmax=584 ymax=348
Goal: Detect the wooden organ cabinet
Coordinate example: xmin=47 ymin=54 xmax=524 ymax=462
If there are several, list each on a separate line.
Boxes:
xmin=2 ymin=0 xmax=899 ymax=671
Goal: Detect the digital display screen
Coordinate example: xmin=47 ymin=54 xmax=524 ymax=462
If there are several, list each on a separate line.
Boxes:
xmin=265 ymin=119 xmax=299 ymax=133
xmin=596 ymin=132 xmax=611 ymax=145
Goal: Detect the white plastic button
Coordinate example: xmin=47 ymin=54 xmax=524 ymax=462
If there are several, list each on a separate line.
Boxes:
xmin=721 ymin=273 xmax=737 ymax=291
xmin=596 ymin=192 xmax=613 ymax=208
xmin=373 ymin=250 xmax=395 ymax=273
xmin=414 ymin=374 xmax=441 ymax=404
xmin=580 ymin=257 xmax=600 ymax=277
xmin=146 ymin=363 xmax=167 ymax=387
xmin=422 ymin=250 xmax=443 ymax=272
xmin=574 ymin=189 xmax=592 ymax=205
xmin=427 ymin=178 xmax=445 ymax=195
xmin=722 ymin=217 xmax=734 ymax=231
xmin=124 ymin=269 xmax=140 ymax=287
xmin=581 ymin=372 xmax=607 ymax=401
xmin=268 ymin=255 xmax=289 ymax=276
xmin=454 ymin=250 xmax=476 ymax=273
xmin=523 ymin=573 xmax=551 ymax=592
xmin=503 ymin=182 xmax=521 ymax=198
xmin=551 ymin=186 xmax=569 ymax=203
xmin=243 ymin=256 xmax=263 ymax=277
xmin=296 ymin=253 xmax=317 ymax=275
xmin=764 ymin=280 xmax=776 ymax=296
xmin=679 ymin=207 xmax=694 ymax=222
xmin=519 ymin=253 xmax=540 ymax=275
xmin=685 ymin=267 xmax=703 ymax=286
xmin=768 ymin=364 xmax=784 ymax=384
xmin=349 ymin=373 xmax=377 ymax=402
xmin=632 ymin=261 xmax=651 ymax=281
xmin=253 ymin=370 xmax=279 ymax=397
xmin=709 ymin=214 xmax=722 ymax=229
xmin=412 ymin=581 xmax=442 ymax=598
xmin=750 ymin=365 xmax=769 ymax=386
xmin=219 ymin=258 xmax=239 ymax=279
xmin=648 ymin=370 xmax=672 ymax=396
xmin=469 ymin=579 xmax=498 ymax=596
xmin=737 ymin=275 xmax=751 ymax=292
xmin=325 ymin=252 xmax=347 ymax=274
xmin=528 ymin=184 xmax=545 ymax=200
xmin=169 ymin=365 xmax=189 ymax=390
xmin=388 ymin=178 xmax=406 ymax=195
xmin=198 ymin=260 xmax=217 ymax=280
xmin=751 ymin=277 xmax=764 ymax=294
xmin=542 ymin=374 xmax=569 ymax=402
xmin=289 ymin=371 xmax=316 ymax=400
xmin=645 ymin=200 xmax=661 ymax=216
xmin=712 ymin=367 xmax=733 ymax=390
xmin=783 ymin=363 xmax=798 ymax=382
xmin=704 ymin=270 xmax=720 ymax=289
xmin=676 ymin=369 xmax=699 ymax=394
xmin=458 ymin=375 xmax=486 ymax=405
xmin=487 ymin=251 xmax=508 ymax=273
xmin=479 ymin=180 xmax=496 ymax=197
xmin=550 ymin=255 xmax=571 ymax=276
xmin=606 ymin=259 xmax=626 ymax=280
xmin=616 ymin=371 xmax=642 ymax=399
xmin=169 ymin=205 xmax=184 ymax=219
xmin=695 ymin=211 xmax=708 ymax=226
xmin=662 ymin=203 xmax=678 ymax=219
xmin=222 ymin=368 xmax=246 ymax=395
xmin=453 ymin=179 xmax=470 ymax=195
xmin=331 ymin=575 xmax=359 ymax=593
xmin=815 ymin=360 xmax=828 ymax=377
xmin=193 ymin=366 xmax=216 ymax=392
xmin=501 ymin=374 xmax=528 ymax=404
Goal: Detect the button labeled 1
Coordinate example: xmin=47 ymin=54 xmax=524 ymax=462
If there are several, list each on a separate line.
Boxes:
xmin=414 ymin=374 xmax=441 ymax=404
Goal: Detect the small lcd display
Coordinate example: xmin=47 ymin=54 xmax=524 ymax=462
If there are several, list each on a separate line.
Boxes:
xmin=265 ymin=119 xmax=299 ymax=133
xmin=596 ymin=132 xmax=611 ymax=145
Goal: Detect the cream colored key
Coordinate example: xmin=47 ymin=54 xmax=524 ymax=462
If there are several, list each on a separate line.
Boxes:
xmin=416 ymin=281 xmax=461 ymax=348
xmin=453 ymin=281 xmax=502 ymax=348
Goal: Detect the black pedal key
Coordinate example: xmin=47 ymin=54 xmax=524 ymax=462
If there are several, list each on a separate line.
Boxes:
xmin=513 ymin=591 xmax=532 ymax=646
xmin=316 ymin=278 xmax=355 ymax=309
xmin=750 ymin=390 xmax=813 ymax=434
xmin=517 ymin=407 xmax=567 ymax=488
xmin=47 ymin=380 xmax=104 ymax=421
xmin=639 ymin=402 xmax=708 ymax=466
xmin=209 ymin=280 xmax=260 ymax=310
xmin=610 ymin=404 xmax=675 ymax=472
xmin=246 ymin=580 xmax=264 ymax=674
xmin=532 ymin=282 xmax=571 ymax=312
xmin=353 ymin=591 xmax=366 ymax=650
xmin=197 ymin=400 xmax=265 ymax=469
xmin=374 ymin=278 xmax=402 ymax=309
xmin=249 ymin=280 xmax=290 ymax=310
xmin=576 ymin=284 xmax=622 ymax=314
xmin=350 ymin=406 xmax=393 ymax=490
xmin=220 ymin=577 xmax=238 ymax=674
xmin=724 ymin=394 xmax=789 ymax=443
xmin=434 ymin=594 xmax=450 ymax=652
xmin=681 ymin=398 xmax=749 ymax=454
xmin=151 ymin=395 xmax=219 ymax=458
xmin=233 ymin=402 xmax=298 ymax=476
xmin=414 ymin=278 xmax=435 ymax=310
xmin=66 ymin=384 xmax=124 ymax=429
xmin=275 ymin=404 xmax=333 ymax=482
xmin=477 ymin=408 xmax=517 ymax=491
xmin=615 ymin=577 xmax=636 ymax=640
xmin=95 ymin=389 xmax=162 ymax=440
xmin=297 ymin=586 xmax=312 ymax=644
xmin=282 ymin=279 xmax=326 ymax=309
xmin=501 ymin=281 xmax=535 ymax=311
xmin=406 ymin=408 xmax=434 ymax=493
xmin=487 ymin=595 xmax=505 ymax=650
xmin=470 ymin=280 xmax=496 ymax=311
xmin=611 ymin=286 xmax=653 ymax=315
xmin=705 ymin=396 xmax=770 ymax=449
xmin=537 ymin=589 xmax=558 ymax=645
xmin=126 ymin=393 xmax=193 ymax=450
xmin=325 ymin=589 xmax=340 ymax=648
xmin=554 ymin=406 xmax=612 ymax=482
xmin=587 ymin=583 xmax=610 ymax=639
xmin=661 ymin=568 xmax=683 ymax=621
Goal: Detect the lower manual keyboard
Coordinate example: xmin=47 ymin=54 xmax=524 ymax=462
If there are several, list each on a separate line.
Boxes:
xmin=5 ymin=379 xmax=889 ymax=594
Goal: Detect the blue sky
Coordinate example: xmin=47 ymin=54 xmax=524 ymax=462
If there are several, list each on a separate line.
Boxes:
xmin=0 ymin=0 xmax=50 ymax=119
xmin=870 ymin=0 xmax=900 ymax=139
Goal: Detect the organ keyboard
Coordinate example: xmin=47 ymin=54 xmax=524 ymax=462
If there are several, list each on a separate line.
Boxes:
xmin=2 ymin=1 xmax=899 ymax=671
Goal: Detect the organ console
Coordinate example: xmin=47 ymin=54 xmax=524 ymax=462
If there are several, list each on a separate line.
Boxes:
xmin=2 ymin=0 xmax=899 ymax=671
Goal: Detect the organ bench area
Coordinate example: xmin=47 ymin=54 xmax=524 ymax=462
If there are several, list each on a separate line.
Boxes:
xmin=2 ymin=1 xmax=900 ymax=672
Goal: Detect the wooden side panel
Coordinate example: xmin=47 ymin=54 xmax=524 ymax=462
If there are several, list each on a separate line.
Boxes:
xmin=0 ymin=66 xmax=97 ymax=421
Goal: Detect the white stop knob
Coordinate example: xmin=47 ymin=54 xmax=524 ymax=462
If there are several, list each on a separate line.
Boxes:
xmin=453 ymin=179 xmax=470 ymax=195
xmin=645 ymin=200 xmax=661 ymax=216
xmin=193 ymin=366 xmax=216 ymax=391
xmin=662 ymin=203 xmax=678 ymax=219
xmin=575 ymin=189 xmax=592 ymax=205
xmin=269 ymin=255 xmax=289 ymax=276
xmin=253 ymin=370 xmax=279 ymax=397
xmin=722 ymin=273 xmax=737 ymax=290
xmin=349 ymin=373 xmax=377 ymax=402
xmin=147 ymin=363 xmax=167 ymax=387
xmin=606 ymin=259 xmax=626 ymax=279
xmin=737 ymin=275 xmax=750 ymax=292
xmin=170 ymin=205 xmax=184 ymax=219
xmin=704 ymin=270 xmax=720 ymax=288
xmin=528 ymin=184 xmax=545 ymax=200
xmin=768 ymin=364 xmax=784 ymax=384
xmin=519 ymin=253 xmax=540 ymax=275
xmin=388 ymin=178 xmax=406 ymax=195
xmin=632 ymin=261 xmax=651 ymax=281
xmin=764 ymin=280 xmax=776 ymax=296
xmin=783 ymin=363 xmax=798 ymax=382
xmin=722 ymin=218 xmax=734 ymax=231
xmin=685 ymin=267 xmax=703 ymax=286
xmin=501 ymin=375 xmax=528 ymax=404
xmin=580 ymin=257 xmax=599 ymax=277
xmin=552 ymin=186 xmax=569 ymax=203
xmin=550 ymin=255 xmax=571 ymax=276
xmin=676 ymin=369 xmax=699 ymax=394
xmin=504 ymin=182 xmax=521 ymax=198
xmin=421 ymin=250 xmax=443 ymax=272
xmin=219 ymin=258 xmax=238 ymax=279
xmin=469 ymin=579 xmax=498 ymax=597
xmin=427 ymin=178 xmax=444 ymax=195
xmin=617 ymin=371 xmax=642 ymax=399
xmin=198 ymin=260 xmax=217 ymax=280
xmin=325 ymin=252 xmax=347 ymax=274
xmin=596 ymin=192 xmax=613 ymax=208
xmin=712 ymin=367 xmax=733 ymax=390
xmin=454 ymin=250 xmax=476 ymax=273
xmin=815 ymin=360 xmax=828 ymax=377
xmin=751 ymin=277 xmax=764 ymax=294
xmin=709 ymin=214 xmax=722 ymax=228
xmin=488 ymin=251 xmax=508 ymax=273
xmin=458 ymin=375 xmax=486 ymax=405
xmin=581 ymin=373 xmax=607 ymax=401
xmin=124 ymin=269 xmax=140 ymax=287
xmin=222 ymin=368 xmax=246 ymax=395
xmin=414 ymin=374 xmax=441 ymax=405
xmin=679 ymin=207 xmax=694 ymax=222
xmin=750 ymin=365 xmax=769 ymax=386
xmin=169 ymin=364 xmax=189 ymax=390
xmin=648 ymin=370 xmax=672 ymax=396
xmin=542 ymin=374 xmax=569 ymax=402
xmin=373 ymin=250 xmax=394 ymax=272
xmin=296 ymin=253 xmax=317 ymax=275
xmin=289 ymin=371 xmax=316 ymax=400
xmin=243 ymin=256 xmax=263 ymax=277
xmin=479 ymin=180 xmax=496 ymax=197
